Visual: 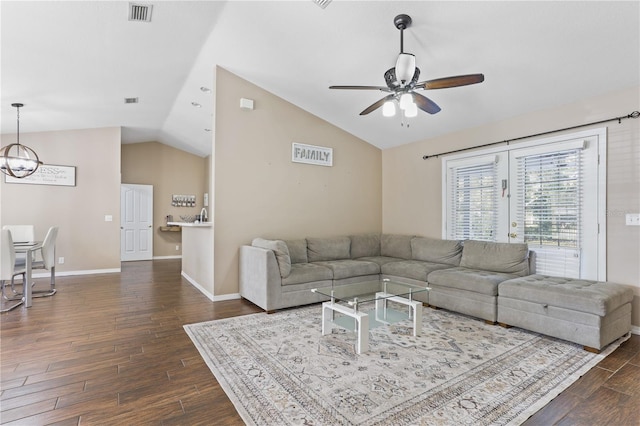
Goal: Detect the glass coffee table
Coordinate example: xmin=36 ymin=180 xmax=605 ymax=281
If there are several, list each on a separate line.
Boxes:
xmin=311 ymin=279 xmax=429 ymax=354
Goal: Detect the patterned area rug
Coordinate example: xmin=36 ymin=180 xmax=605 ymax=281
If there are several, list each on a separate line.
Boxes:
xmin=184 ymin=305 xmax=625 ymax=425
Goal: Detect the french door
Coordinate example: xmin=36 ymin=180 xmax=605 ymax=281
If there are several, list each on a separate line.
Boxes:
xmin=443 ymin=128 xmax=606 ymax=280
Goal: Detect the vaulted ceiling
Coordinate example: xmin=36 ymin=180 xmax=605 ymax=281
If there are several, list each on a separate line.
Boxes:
xmin=1 ymin=1 xmax=638 ymax=157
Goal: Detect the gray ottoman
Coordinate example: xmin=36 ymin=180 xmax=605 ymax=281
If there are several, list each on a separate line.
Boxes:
xmin=498 ymin=275 xmax=633 ymax=352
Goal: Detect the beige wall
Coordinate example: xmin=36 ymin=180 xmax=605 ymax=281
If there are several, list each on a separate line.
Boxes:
xmin=121 ymin=141 xmax=207 ymax=257
xmin=214 ymin=67 xmax=382 ymax=296
xmin=0 ymin=127 xmax=121 ymax=272
xmin=382 ymin=86 xmax=640 ymax=327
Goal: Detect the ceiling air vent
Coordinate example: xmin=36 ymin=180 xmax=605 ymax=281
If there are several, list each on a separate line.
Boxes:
xmin=129 ymin=3 xmax=153 ymax=22
xmin=124 ymin=97 xmax=139 ymax=104
xmin=312 ymin=0 xmax=332 ymax=9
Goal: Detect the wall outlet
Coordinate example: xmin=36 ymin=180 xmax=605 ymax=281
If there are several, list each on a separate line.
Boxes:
xmin=626 ymin=213 xmax=640 ymax=226
xmin=105 ymin=215 xmax=113 ymax=222
xmin=176 ymin=245 xmax=180 ymax=251
xmin=58 ymin=257 xmax=65 ymax=264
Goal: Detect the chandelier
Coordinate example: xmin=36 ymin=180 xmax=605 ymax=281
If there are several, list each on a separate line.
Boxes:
xmin=0 ymin=103 xmax=42 ymax=178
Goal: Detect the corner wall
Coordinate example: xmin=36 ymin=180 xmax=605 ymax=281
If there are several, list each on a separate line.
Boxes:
xmin=382 ymin=86 xmax=640 ymax=327
xmin=0 ymin=127 xmax=121 ymax=273
xmin=214 ymin=67 xmax=382 ymax=296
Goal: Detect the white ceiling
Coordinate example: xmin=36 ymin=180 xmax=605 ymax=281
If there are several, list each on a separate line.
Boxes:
xmin=1 ymin=1 xmax=638 ymax=157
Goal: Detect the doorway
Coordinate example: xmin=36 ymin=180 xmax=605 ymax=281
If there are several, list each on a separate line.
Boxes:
xmin=121 ymin=184 xmax=153 ymax=261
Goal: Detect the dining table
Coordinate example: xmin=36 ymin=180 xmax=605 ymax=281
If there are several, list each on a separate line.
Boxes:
xmin=13 ymin=241 xmax=42 ymax=308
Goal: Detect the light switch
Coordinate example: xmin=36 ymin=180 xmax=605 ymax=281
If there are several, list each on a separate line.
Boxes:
xmin=626 ymin=213 xmax=640 ymax=226
xmin=105 ymin=215 xmax=113 ymax=222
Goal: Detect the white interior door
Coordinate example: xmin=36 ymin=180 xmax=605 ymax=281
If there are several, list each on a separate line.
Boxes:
xmin=121 ymin=184 xmax=153 ymax=261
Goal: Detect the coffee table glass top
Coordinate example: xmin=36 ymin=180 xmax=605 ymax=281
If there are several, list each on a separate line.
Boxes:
xmin=312 ymin=279 xmax=428 ymax=352
xmin=312 ymin=279 xmax=428 ymax=306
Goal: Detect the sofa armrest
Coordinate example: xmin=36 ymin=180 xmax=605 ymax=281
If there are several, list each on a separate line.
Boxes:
xmin=239 ymin=245 xmax=283 ymax=311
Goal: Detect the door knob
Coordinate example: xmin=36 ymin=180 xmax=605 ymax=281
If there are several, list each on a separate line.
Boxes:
xmin=509 ymin=233 xmax=517 ymax=238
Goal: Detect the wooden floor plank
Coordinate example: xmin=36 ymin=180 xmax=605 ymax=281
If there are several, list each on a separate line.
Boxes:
xmin=1 ymin=259 xmax=637 ymax=425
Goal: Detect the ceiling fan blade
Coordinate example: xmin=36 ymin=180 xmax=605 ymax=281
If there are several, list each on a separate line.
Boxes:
xmin=416 ymin=73 xmax=485 ymax=90
xmin=329 ymin=85 xmax=391 ymax=92
xmin=360 ymin=94 xmax=395 ymax=115
xmin=413 ymin=92 xmax=441 ymax=114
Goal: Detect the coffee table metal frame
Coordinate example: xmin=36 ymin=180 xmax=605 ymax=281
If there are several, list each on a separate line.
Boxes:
xmin=312 ymin=279 xmax=427 ymax=354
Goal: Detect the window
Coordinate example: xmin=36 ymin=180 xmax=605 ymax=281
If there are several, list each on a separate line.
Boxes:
xmin=443 ymin=129 xmax=606 ymax=280
xmin=447 ymin=155 xmax=500 ymax=241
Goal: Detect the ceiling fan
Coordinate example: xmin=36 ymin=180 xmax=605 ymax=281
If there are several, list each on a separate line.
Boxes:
xmin=329 ymin=14 xmax=484 ymax=118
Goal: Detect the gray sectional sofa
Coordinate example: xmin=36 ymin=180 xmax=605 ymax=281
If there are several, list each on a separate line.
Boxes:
xmin=239 ymin=234 xmax=633 ymax=351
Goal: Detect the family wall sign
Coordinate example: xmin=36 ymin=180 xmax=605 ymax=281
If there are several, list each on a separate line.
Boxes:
xmin=291 ymin=143 xmax=333 ymax=167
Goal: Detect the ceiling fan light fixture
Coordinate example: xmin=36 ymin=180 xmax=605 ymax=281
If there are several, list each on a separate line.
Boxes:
xmin=395 ymin=53 xmax=415 ymax=85
xmin=382 ymin=100 xmax=396 ymax=117
xmin=328 ymin=14 xmax=484 ymax=119
xmin=404 ymin=102 xmax=418 ymax=118
xmin=399 ymin=92 xmax=414 ymax=110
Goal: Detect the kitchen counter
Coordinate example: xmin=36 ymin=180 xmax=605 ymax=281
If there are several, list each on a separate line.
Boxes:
xmin=167 ymin=221 xmax=212 ymax=228
xmin=168 ymin=221 xmax=213 ymax=300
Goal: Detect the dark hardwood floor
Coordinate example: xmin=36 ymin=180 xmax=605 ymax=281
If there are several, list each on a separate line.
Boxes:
xmin=1 ymin=260 xmax=638 ymax=425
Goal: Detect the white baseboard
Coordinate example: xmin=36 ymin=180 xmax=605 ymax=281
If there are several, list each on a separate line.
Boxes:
xmin=181 ymin=271 xmax=215 ymax=301
xmin=631 ymin=325 xmax=640 ymax=335
xmin=180 ymin=272 xmax=240 ymax=303
xmin=153 ymin=255 xmax=182 ymax=260
xmin=213 ymin=292 xmax=241 ymax=302
xmin=32 ymin=268 xmax=121 ymax=278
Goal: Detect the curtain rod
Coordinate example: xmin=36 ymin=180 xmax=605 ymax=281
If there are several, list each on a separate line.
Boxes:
xmin=422 ymin=110 xmax=640 ymax=160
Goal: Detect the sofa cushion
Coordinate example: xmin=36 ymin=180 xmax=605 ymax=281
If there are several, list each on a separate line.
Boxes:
xmin=284 ymin=239 xmax=308 ymax=264
xmin=350 ymin=234 xmax=381 ymax=258
xmin=307 ymin=237 xmax=351 ymax=262
xmin=499 ymin=275 xmax=634 ymax=316
xmin=382 ymin=260 xmax=452 ymax=282
xmin=356 ymin=256 xmax=404 ymax=267
xmin=252 ymin=238 xmax=291 ymax=278
xmin=381 ymin=234 xmax=413 ymax=259
xmin=282 ymin=263 xmax=333 ymax=286
xmin=411 ymin=237 xmax=462 ymax=266
xmin=460 ymin=240 xmax=530 ymax=276
xmin=313 ymin=259 xmax=380 ymax=280
xmin=428 ymin=267 xmax=518 ymax=296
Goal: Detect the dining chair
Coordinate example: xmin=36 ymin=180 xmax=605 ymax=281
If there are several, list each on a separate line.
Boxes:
xmin=2 ymin=225 xmax=35 ymax=263
xmin=14 ymin=226 xmax=59 ymax=297
xmin=1 ymin=225 xmax=35 ymax=243
xmin=1 ymin=229 xmax=26 ymax=312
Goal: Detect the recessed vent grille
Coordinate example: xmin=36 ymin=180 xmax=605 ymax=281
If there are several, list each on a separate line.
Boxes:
xmin=129 ymin=3 xmax=153 ymax=22
xmin=124 ymin=97 xmax=139 ymax=104
xmin=312 ymin=0 xmax=332 ymax=9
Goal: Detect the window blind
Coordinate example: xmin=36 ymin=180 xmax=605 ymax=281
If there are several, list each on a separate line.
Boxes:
xmin=515 ymin=148 xmax=583 ymax=278
xmin=448 ymin=159 xmax=498 ymax=241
